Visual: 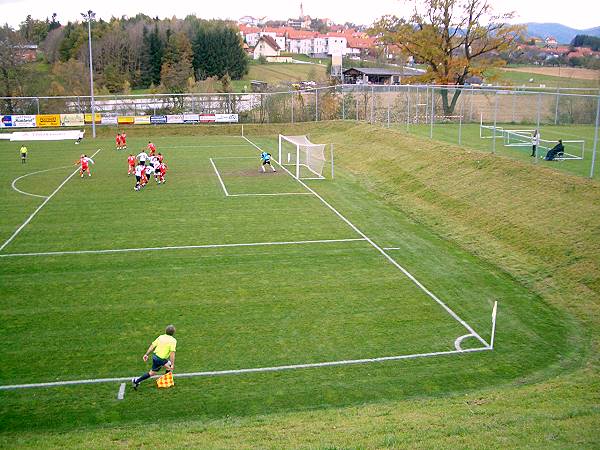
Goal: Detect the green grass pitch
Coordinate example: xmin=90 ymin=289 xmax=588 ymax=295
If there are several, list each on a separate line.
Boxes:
xmin=0 ymin=129 xmax=573 ymax=435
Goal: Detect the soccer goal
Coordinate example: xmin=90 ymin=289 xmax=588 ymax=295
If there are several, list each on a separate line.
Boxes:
xmin=278 ymin=135 xmax=329 ymax=180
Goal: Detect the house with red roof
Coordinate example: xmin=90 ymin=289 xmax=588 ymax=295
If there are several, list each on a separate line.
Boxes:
xmin=253 ymin=35 xmax=281 ymax=60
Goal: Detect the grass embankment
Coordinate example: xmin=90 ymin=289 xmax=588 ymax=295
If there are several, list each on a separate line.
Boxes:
xmin=2 ymin=122 xmax=599 ymax=447
xmin=493 ymin=67 xmax=600 ymax=89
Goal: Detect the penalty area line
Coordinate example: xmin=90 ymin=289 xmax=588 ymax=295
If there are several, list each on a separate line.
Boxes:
xmin=0 ymin=238 xmax=367 ymax=258
xmin=0 ymin=346 xmax=491 ymax=391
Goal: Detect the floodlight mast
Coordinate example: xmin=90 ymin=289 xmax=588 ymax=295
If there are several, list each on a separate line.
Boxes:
xmin=81 ymin=10 xmax=96 ymax=138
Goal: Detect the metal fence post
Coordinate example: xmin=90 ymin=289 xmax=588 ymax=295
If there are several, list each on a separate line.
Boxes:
xmin=387 ymin=85 xmax=391 ymax=128
xmin=590 ymin=96 xmax=600 ymax=179
xmin=492 ymin=92 xmax=498 ymax=153
xmin=511 ymin=90 xmax=516 ymax=123
xmin=459 ymin=88 xmax=464 ymax=145
xmin=371 ymin=86 xmax=375 ymax=125
xmin=341 ymin=85 xmax=345 ymax=120
xmin=291 ymin=92 xmax=294 ymax=123
xmin=535 ymin=93 xmax=541 ymax=163
xmin=554 ymin=89 xmax=560 ymax=125
xmin=356 ymin=96 xmax=359 ymax=121
xmin=429 ymin=87 xmax=435 ymax=139
xmin=315 ymin=89 xmax=318 ymax=122
xmin=36 ymin=97 xmax=40 ymax=115
xmin=406 ymin=85 xmax=410 ymax=131
xmin=469 ymin=86 xmax=474 ymax=122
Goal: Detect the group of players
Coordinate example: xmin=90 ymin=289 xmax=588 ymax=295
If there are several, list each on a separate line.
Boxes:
xmin=126 ymin=140 xmax=168 ymax=191
xmin=72 ymin=135 xmax=168 ymax=189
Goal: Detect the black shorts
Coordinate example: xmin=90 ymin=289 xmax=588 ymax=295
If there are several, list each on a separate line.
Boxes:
xmin=151 ymin=354 xmax=169 ymax=371
xmin=136 ymin=175 xmax=141 ymax=182
xmin=155 ymin=168 xmax=160 ymax=174
xmin=140 ymin=160 xmax=146 ymax=166
xmin=262 ymin=160 xmax=271 ymax=165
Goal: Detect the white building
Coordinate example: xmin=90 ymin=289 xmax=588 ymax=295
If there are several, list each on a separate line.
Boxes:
xmin=253 ymin=35 xmax=281 ymax=60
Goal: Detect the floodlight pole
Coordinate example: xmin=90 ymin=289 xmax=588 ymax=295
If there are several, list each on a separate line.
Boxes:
xmin=82 ymin=10 xmax=96 ymax=138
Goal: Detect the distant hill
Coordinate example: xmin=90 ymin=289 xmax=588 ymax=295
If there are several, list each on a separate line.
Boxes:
xmin=524 ymin=23 xmax=600 ymax=44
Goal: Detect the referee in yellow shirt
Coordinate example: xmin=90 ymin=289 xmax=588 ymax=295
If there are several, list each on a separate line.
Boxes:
xmin=20 ymin=145 xmax=28 ymax=164
xmin=132 ymin=324 xmax=177 ymax=390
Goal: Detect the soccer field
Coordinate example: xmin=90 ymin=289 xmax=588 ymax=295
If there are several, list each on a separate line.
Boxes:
xmin=0 ymin=128 xmax=573 ymax=435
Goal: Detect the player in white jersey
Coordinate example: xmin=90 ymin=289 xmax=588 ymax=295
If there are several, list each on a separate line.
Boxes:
xmin=134 ymin=164 xmax=144 ymax=191
xmin=144 ymin=164 xmax=154 ymax=184
xmin=150 ymin=156 xmax=160 ymax=183
xmin=137 ymin=151 xmax=149 ymax=166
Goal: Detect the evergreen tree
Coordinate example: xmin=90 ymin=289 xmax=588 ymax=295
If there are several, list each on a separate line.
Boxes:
xmin=147 ymin=24 xmax=164 ymax=85
xmin=193 ymin=22 xmax=248 ymax=80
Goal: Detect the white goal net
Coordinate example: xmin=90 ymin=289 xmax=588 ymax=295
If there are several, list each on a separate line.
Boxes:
xmin=278 ymin=135 xmax=327 ymax=180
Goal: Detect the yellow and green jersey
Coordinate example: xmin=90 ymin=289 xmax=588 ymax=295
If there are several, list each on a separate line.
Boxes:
xmin=20 ymin=146 xmax=27 ymax=156
xmin=152 ymin=334 xmax=177 ymax=359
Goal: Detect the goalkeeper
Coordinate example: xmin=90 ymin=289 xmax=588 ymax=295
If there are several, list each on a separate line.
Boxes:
xmin=132 ymin=325 xmax=177 ymax=390
xmin=259 ymin=151 xmax=276 ymax=173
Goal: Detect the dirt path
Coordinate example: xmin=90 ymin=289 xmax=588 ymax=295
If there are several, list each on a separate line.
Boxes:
xmin=502 ymin=66 xmax=600 ymax=80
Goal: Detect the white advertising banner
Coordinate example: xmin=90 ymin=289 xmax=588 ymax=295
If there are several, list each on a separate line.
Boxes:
xmin=12 ymin=115 xmax=37 ymax=128
xmin=215 ymin=114 xmax=239 ymax=123
xmin=9 ymin=130 xmax=84 ymax=141
xmin=134 ymin=116 xmax=151 ymax=125
xmin=166 ymin=114 xmax=184 ymax=124
xmin=183 ymin=113 xmax=199 ymax=123
xmin=101 ymin=116 xmax=118 ymax=125
xmin=60 ymin=114 xmax=85 ymax=127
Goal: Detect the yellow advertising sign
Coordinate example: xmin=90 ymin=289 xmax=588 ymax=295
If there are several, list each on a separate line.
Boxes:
xmin=84 ymin=113 xmax=101 ymax=124
xmin=36 ymin=114 xmax=61 ymax=127
xmin=134 ymin=116 xmax=151 ymax=125
xmin=118 ymin=116 xmax=135 ymax=124
xmin=60 ymin=114 xmax=85 ymax=127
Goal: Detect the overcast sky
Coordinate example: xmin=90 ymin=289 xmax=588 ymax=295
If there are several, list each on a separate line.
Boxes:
xmin=0 ymin=0 xmax=598 ymax=30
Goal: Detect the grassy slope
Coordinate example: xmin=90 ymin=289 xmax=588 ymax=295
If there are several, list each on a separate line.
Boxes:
xmin=2 ymin=122 xmax=599 ymax=447
xmin=493 ymin=68 xmax=600 ymax=89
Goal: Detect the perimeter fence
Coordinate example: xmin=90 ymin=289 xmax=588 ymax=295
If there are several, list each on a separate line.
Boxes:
xmin=2 ymin=84 xmax=599 ymax=178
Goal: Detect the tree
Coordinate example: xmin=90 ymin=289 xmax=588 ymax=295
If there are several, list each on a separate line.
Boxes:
xmin=0 ymin=25 xmax=27 ymax=113
xmin=193 ymin=22 xmax=248 ymax=80
xmin=160 ymin=32 xmax=194 ymax=93
xmin=372 ymin=0 xmax=523 ymax=114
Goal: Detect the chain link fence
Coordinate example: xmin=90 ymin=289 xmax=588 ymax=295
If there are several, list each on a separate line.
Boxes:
xmin=2 ymin=84 xmax=599 ymax=178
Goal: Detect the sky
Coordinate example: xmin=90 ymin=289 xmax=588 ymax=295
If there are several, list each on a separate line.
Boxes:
xmin=0 ymin=0 xmax=598 ymax=30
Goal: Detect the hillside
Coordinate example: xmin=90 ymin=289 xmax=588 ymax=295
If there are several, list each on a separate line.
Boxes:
xmin=524 ymin=22 xmax=600 ymax=43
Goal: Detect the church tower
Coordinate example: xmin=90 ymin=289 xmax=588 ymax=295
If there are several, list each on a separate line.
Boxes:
xmin=300 ymin=2 xmax=304 ymax=19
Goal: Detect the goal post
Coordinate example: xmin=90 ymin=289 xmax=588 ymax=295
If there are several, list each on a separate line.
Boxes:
xmin=278 ymin=134 xmax=330 ymax=180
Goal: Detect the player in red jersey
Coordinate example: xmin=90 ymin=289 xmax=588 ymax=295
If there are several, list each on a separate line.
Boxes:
xmin=116 ymin=133 xmax=122 ymax=150
xmin=127 ymin=154 xmax=136 ymax=176
xmin=156 ymin=152 xmax=163 ymax=163
xmin=158 ymin=162 xmax=168 ymax=184
xmin=75 ymin=154 xmax=95 ymax=177
xmin=147 ymin=141 xmax=156 ymax=156
xmin=121 ymin=133 xmax=127 ymax=150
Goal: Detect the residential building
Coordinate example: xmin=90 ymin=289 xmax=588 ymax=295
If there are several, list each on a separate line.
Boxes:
xmin=253 ymin=35 xmax=281 ymax=60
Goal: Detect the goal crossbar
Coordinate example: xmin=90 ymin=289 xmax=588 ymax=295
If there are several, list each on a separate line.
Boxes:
xmin=278 ymin=134 xmax=327 ymax=180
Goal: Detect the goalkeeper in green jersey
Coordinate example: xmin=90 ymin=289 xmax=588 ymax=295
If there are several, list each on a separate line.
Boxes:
xmin=260 ymin=151 xmax=276 ymax=173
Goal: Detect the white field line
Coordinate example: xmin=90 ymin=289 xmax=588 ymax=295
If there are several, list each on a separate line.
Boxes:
xmin=228 ymin=192 xmax=312 ymax=197
xmin=454 ymin=334 xmax=474 ymax=351
xmin=209 ymin=157 xmax=229 ymax=196
xmin=11 ymin=165 xmax=73 ymax=199
xmin=210 ymin=156 xmax=256 ymax=159
xmin=0 ymin=346 xmax=491 ymax=391
xmin=117 ymin=383 xmax=126 ymax=400
xmin=383 ymin=247 xmax=401 ymax=250
xmin=169 ymin=144 xmax=249 ymax=149
xmin=243 ymin=136 xmax=490 ymax=348
xmin=0 ymin=149 xmax=102 ymax=254
xmin=209 ymin=157 xmax=307 ymax=197
xmin=0 ymin=238 xmax=367 ymax=258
